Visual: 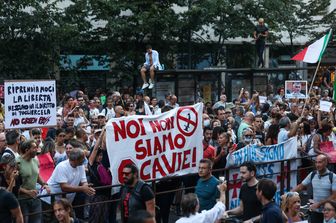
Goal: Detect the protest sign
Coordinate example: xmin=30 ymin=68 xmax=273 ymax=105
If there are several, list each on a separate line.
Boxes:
xmin=319 ymin=100 xmax=332 ymax=112
xmin=106 ymin=103 xmax=203 ymax=188
xmin=226 ymin=137 xmax=298 ymax=209
xmin=320 ymin=141 xmax=336 ymax=163
xmin=258 ymin=96 xmax=267 ymax=104
xmin=285 ymin=81 xmax=307 ymax=99
xmin=4 ymin=80 xmax=57 ymax=129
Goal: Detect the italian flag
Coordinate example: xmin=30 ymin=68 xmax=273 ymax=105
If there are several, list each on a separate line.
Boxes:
xmin=291 ymin=29 xmax=332 ymax=63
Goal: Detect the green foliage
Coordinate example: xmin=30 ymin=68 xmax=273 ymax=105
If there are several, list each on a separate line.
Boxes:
xmin=0 ymin=0 xmax=334 ymax=82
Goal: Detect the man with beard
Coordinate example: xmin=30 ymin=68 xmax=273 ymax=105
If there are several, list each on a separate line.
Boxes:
xmin=18 ymin=139 xmax=50 ymax=223
xmin=120 ymin=164 xmax=155 ymax=223
xmin=202 ymin=127 xmax=216 ymax=160
xmin=224 ymin=162 xmax=262 ymax=222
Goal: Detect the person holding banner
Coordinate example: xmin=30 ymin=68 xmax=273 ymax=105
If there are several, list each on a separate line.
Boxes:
xmin=176 ymin=181 xmax=227 ymax=223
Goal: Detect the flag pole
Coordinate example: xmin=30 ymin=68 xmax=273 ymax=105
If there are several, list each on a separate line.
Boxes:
xmin=300 ymin=59 xmax=322 ymax=117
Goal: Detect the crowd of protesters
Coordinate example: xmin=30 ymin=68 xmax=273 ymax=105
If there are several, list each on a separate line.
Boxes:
xmin=0 ymin=67 xmax=336 ymax=223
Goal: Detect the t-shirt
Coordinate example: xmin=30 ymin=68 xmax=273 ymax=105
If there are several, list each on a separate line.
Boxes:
xmin=41 ymin=159 xmax=87 ymax=204
xmin=18 ymin=157 xmax=39 ymax=199
xmin=239 ymin=183 xmax=262 ymax=220
xmin=176 ymin=201 xmax=225 ymax=223
xmin=0 ymin=188 xmax=20 ymax=223
xmin=195 ymin=176 xmax=219 ymax=211
xmin=255 ymin=25 xmax=268 ymax=42
xmin=260 ymin=202 xmax=283 ymax=223
xmin=277 ymin=128 xmax=289 ymax=144
xmin=203 ymin=143 xmax=216 ymax=160
xmin=302 ymin=169 xmax=336 ymax=212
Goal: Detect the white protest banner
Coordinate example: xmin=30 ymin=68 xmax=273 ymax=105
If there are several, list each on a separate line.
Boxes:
xmin=226 ymin=137 xmax=297 ymax=209
xmin=319 ymin=100 xmax=332 ymax=112
xmin=106 ymin=103 xmax=203 ymax=187
xmin=4 ymin=80 xmax=57 ymax=129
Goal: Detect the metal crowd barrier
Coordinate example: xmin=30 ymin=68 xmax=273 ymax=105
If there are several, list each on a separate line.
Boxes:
xmin=19 ymin=155 xmax=316 ymax=217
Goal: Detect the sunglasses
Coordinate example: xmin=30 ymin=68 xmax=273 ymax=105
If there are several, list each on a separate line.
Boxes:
xmin=286 ymin=191 xmax=299 ymax=198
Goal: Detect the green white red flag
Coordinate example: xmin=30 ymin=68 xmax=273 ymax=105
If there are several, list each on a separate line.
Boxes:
xmin=291 ymin=29 xmax=332 ymax=63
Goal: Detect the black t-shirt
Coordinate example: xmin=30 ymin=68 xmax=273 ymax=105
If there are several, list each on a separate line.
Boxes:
xmin=287 ymin=112 xmax=299 ymax=122
xmin=0 ymin=188 xmax=19 ymax=223
xmin=0 ymin=174 xmax=21 ymax=197
xmin=213 ymin=146 xmax=227 ymax=170
xmin=239 ymin=183 xmax=262 ymax=220
xmin=255 ymin=25 xmax=268 ymax=42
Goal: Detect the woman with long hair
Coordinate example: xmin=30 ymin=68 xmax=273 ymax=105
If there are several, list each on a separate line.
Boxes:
xmin=281 ymin=192 xmax=304 ymax=222
xmin=265 ymin=124 xmax=280 ymax=145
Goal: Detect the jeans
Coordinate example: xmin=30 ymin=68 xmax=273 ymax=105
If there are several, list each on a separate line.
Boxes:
xmin=19 ymin=198 xmax=42 ymax=223
xmin=256 ymin=41 xmax=265 ymax=67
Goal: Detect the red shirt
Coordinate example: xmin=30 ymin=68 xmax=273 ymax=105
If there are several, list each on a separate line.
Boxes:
xmin=203 ymin=142 xmax=216 ymax=159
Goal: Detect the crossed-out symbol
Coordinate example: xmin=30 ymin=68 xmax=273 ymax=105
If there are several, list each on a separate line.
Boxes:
xmin=176 ymin=107 xmax=198 ymax=137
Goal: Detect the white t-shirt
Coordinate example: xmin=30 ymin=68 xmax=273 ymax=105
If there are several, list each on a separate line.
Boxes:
xmin=102 ymin=107 xmax=116 ymax=120
xmin=41 ymin=159 xmax=87 ymax=204
xmin=175 ymin=202 xmax=225 ymax=223
xmin=89 ymin=108 xmax=99 ymax=118
xmin=277 ymin=128 xmax=289 ymax=144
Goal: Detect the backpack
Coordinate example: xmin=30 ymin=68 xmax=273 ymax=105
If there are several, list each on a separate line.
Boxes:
xmin=305 ymin=133 xmax=319 ymax=153
xmin=310 ymin=170 xmax=334 ymax=198
xmin=89 ymin=162 xmax=112 ymax=186
xmin=310 ymin=170 xmax=333 ymax=184
xmin=97 ymin=163 xmax=112 ymax=186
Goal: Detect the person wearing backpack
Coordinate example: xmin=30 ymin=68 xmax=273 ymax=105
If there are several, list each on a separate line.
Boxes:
xmin=88 ymin=128 xmax=111 ymax=223
xmin=292 ymin=154 xmax=336 ymax=223
xmin=120 ymin=163 xmax=155 ymax=223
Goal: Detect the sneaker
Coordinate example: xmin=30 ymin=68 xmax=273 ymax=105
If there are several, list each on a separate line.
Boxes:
xmin=142 ymin=82 xmax=149 ymax=89
xmin=148 ymin=82 xmax=154 ymax=89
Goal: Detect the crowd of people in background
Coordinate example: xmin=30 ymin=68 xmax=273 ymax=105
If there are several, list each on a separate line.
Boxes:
xmin=0 ymin=69 xmax=336 ymax=223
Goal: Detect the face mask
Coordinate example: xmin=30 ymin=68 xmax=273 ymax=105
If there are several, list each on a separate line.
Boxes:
xmin=244 ymin=136 xmax=253 ymax=144
xmin=204 ymin=119 xmax=210 ymax=127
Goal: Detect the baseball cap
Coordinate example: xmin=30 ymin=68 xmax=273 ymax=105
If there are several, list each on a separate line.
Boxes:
xmin=98 ymin=112 xmax=105 ymax=118
xmin=0 ymin=153 xmax=16 ymax=167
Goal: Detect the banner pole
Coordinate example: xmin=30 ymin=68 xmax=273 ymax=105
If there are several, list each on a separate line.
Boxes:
xmin=301 ymin=59 xmax=322 ymax=117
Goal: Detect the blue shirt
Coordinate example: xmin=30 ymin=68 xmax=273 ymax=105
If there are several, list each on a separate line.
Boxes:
xmin=195 ymin=176 xmax=219 ymax=211
xmin=260 ymin=201 xmax=283 ymax=223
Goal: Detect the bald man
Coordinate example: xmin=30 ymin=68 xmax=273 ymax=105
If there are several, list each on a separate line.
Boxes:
xmin=292 ymin=154 xmax=336 ymax=223
xmin=253 ymin=18 xmax=268 ymax=68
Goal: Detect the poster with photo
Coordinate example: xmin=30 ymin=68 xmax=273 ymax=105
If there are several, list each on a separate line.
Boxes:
xmin=285 ymin=81 xmax=307 ymax=99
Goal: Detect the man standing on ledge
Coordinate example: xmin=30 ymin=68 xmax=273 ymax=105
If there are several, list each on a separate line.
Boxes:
xmin=253 ymin=18 xmax=268 ymax=68
xmin=141 ymin=45 xmax=161 ymax=90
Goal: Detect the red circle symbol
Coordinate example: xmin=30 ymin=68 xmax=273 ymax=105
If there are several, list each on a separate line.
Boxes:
xmin=117 ymin=159 xmax=135 ymax=184
xmin=177 ymin=107 xmax=198 ymax=136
